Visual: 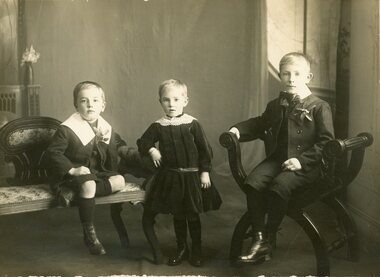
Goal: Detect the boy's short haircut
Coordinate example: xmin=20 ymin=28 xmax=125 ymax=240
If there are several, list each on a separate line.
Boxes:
xmin=73 ymin=81 xmax=105 ymax=107
xmin=279 ymin=52 xmax=312 ymax=72
xmin=158 ymin=79 xmax=188 ymax=98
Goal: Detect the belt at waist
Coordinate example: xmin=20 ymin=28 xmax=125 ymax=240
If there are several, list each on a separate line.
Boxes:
xmin=165 ymin=167 xmax=199 ymax=173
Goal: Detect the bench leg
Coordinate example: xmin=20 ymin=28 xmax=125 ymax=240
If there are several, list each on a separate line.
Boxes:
xmin=324 ymin=196 xmax=360 ymax=261
xmin=229 ymin=211 xmax=252 ymax=263
xmin=288 ymin=210 xmax=330 ymax=276
xmin=110 ymin=203 xmax=129 ymax=249
xmin=142 ymin=209 xmax=165 ymax=264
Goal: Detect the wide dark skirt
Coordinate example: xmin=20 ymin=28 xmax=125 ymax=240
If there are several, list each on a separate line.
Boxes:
xmin=145 ymin=169 xmax=222 ymax=218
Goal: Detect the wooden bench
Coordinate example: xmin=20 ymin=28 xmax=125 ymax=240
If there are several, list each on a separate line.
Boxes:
xmin=219 ymin=131 xmax=373 ymax=275
xmin=0 ymin=116 xmax=146 ymax=249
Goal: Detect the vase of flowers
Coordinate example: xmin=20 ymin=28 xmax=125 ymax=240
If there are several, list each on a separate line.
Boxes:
xmin=21 ymin=45 xmax=40 ymax=85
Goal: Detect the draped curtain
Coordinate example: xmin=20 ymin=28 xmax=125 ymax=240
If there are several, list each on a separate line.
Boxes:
xmin=214 ymin=0 xmax=268 ymax=175
xmin=24 ymin=0 xmax=268 ymax=175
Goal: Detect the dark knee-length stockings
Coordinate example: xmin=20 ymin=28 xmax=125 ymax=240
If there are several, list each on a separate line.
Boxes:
xmin=245 ymin=185 xmax=288 ymax=233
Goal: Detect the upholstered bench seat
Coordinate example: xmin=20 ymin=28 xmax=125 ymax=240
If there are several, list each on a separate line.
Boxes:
xmin=0 ymin=182 xmax=144 ymax=215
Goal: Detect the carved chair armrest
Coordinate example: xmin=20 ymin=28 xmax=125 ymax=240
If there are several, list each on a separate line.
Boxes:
xmin=323 ymin=132 xmax=373 ymax=186
xmin=220 ymin=130 xmax=374 ymax=196
xmin=219 ymin=132 xmax=247 ymax=191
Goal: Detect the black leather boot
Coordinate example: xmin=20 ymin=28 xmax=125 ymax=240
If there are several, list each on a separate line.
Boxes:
xmin=167 ymin=242 xmax=189 ymax=266
xmin=82 ymin=223 xmax=106 ymax=255
xmin=237 ymin=232 xmax=271 ymax=263
xmin=189 ymin=243 xmax=202 ymax=267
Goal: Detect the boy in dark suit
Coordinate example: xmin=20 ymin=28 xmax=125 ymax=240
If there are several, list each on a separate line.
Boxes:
xmin=229 ymin=52 xmax=335 ymax=263
xmin=47 ymin=81 xmax=128 ymax=255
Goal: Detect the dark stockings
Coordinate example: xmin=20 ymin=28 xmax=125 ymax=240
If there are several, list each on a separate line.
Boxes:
xmin=77 ymin=197 xmax=105 ymax=255
xmin=78 ymin=197 xmax=95 ymax=224
xmin=244 ymin=185 xmax=266 ymax=232
xmin=168 ymin=218 xmax=189 ymax=266
xmin=266 ymin=191 xmax=288 ymax=234
xmin=169 ymin=215 xmax=203 ymax=266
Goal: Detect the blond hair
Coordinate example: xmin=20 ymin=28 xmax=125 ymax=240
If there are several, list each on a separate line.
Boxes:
xmin=73 ymin=81 xmax=105 ymax=107
xmin=279 ymin=52 xmax=311 ymax=72
xmin=158 ymin=79 xmax=188 ymax=98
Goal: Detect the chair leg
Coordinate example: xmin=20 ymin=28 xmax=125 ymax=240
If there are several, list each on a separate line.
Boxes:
xmin=142 ymin=209 xmax=165 ymax=264
xmin=288 ymin=209 xmax=330 ymax=276
xmin=230 ymin=212 xmax=252 ymax=263
xmin=323 ymin=196 xmax=360 ymax=262
xmin=110 ymin=203 xmax=129 ymax=249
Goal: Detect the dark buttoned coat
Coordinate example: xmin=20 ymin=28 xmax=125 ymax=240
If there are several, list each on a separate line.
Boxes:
xmin=46 ymin=125 xmax=126 ymax=191
xmin=234 ymin=94 xmax=335 ymax=173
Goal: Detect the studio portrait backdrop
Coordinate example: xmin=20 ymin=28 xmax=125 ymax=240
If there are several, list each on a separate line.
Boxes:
xmin=1 ymin=0 xmax=379 ymax=276
xmin=21 ymin=0 xmax=269 ymax=173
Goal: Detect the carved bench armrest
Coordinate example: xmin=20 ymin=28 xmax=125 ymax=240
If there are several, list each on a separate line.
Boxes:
xmin=219 ymin=132 xmax=247 ymax=191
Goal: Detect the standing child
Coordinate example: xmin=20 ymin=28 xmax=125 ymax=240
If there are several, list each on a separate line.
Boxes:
xmin=229 ymin=52 xmax=334 ymax=264
xmin=47 ymin=81 xmax=128 ymax=255
xmin=137 ymin=79 xmax=222 ymax=267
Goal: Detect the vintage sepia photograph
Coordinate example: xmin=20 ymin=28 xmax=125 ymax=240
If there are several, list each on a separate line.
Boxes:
xmin=0 ymin=0 xmax=379 ymax=276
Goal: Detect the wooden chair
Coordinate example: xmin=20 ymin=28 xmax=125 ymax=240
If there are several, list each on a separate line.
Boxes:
xmin=0 ymin=116 xmax=145 ymax=249
xmin=219 ymin=131 xmax=373 ymax=275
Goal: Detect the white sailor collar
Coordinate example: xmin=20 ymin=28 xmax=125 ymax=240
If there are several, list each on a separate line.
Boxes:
xmin=61 ymin=112 xmax=112 ymax=146
xmin=155 ymin=113 xmax=196 ymax=126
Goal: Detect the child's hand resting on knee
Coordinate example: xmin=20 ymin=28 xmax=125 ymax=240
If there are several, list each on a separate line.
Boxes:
xmin=281 ymin=158 xmax=302 ymax=171
xmin=200 ymin=172 xmax=211 ymax=189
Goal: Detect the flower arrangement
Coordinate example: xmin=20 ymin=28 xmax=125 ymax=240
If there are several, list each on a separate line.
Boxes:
xmin=21 ymin=45 xmax=40 ymax=66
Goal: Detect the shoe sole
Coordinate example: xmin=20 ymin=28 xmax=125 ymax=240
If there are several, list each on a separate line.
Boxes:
xmin=235 ymin=254 xmax=271 ymax=264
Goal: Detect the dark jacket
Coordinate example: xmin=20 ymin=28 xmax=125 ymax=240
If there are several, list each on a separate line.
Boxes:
xmin=46 ymin=125 xmax=126 ymax=182
xmin=234 ymin=94 xmax=334 ymax=172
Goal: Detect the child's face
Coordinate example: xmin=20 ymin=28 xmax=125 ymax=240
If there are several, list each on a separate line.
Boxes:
xmin=279 ymin=60 xmax=313 ymax=94
xmin=159 ymin=86 xmax=188 ymax=117
xmin=75 ymin=86 xmax=105 ymax=122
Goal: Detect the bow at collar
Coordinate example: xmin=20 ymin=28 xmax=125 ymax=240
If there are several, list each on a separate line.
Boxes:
xmin=279 ymin=91 xmax=301 ymax=107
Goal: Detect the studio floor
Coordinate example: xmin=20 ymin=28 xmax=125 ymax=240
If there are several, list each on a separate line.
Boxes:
xmin=0 ymin=174 xmax=379 ymax=277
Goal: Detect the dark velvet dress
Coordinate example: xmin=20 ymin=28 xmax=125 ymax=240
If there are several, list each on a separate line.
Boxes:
xmin=137 ymin=113 xmax=221 ymax=217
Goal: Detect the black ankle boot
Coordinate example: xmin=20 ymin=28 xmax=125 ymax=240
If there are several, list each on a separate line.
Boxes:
xmin=167 ymin=242 xmax=189 ymax=266
xmin=189 ymin=243 xmax=202 ymax=267
xmin=82 ymin=223 xmax=106 ymax=255
xmin=237 ymin=232 xmax=271 ymax=264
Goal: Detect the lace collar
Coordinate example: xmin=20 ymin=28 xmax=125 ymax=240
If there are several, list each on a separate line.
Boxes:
xmin=155 ymin=113 xmax=196 ymax=126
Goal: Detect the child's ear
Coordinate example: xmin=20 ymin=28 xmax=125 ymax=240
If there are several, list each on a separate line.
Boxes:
xmin=184 ymin=97 xmax=189 ymax=107
xmin=306 ymin=72 xmax=314 ymax=83
xmin=101 ymin=101 xmax=106 ymax=112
